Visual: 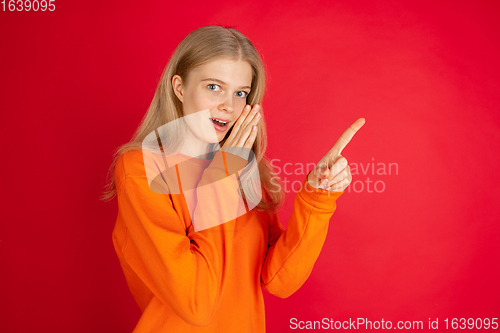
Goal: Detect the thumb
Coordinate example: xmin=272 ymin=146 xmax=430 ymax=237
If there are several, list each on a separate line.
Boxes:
xmin=308 ymin=162 xmax=330 ymax=188
xmin=311 ymin=160 xmax=330 ymax=180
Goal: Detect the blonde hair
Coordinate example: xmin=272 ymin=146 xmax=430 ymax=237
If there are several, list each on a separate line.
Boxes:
xmin=100 ymin=25 xmax=284 ymax=212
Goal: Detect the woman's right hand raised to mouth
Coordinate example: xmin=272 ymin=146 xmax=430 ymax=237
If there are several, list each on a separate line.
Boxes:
xmin=220 ymin=104 xmax=262 ymax=160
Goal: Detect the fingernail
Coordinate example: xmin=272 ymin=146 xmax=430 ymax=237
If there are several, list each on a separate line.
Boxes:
xmin=255 ymin=112 xmax=260 ymax=118
xmin=325 ymin=186 xmax=331 ymax=191
xmin=321 ymin=179 xmax=328 ymax=185
xmin=252 ymin=125 xmax=257 ymax=131
xmin=245 ymin=105 xmax=250 ymax=111
xmin=254 ymin=104 xmax=260 ymax=110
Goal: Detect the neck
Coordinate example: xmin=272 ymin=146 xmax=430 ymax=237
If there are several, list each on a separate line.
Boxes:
xmin=178 ymin=128 xmax=217 ymax=159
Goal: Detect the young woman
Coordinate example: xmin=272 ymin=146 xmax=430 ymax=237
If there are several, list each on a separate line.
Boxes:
xmin=102 ymin=25 xmax=364 ymax=332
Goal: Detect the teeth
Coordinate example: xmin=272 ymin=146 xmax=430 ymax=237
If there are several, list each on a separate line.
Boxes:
xmin=211 ymin=118 xmax=227 ymax=126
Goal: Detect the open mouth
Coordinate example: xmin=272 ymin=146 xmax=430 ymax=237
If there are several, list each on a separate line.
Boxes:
xmin=209 ymin=118 xmax=230 ymax=132
xmin=210 ymin=118 xmax=228 ymax=127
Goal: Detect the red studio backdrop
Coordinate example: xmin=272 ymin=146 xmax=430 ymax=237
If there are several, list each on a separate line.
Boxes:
xmin=1 ymin=0 xmax=499 ymax=332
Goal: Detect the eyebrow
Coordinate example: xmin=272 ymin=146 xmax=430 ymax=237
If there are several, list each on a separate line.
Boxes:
xmin=200 ymin=78 xmax=251 ymax=90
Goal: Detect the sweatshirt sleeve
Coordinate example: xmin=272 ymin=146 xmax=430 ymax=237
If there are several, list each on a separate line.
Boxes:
xmin=115 ymin=151 xmax=245 ymax=327
xmin=261 ymin=173 xmax=344 ymax=298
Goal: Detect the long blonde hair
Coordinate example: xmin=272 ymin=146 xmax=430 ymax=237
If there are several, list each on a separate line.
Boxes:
xmin=100 ymin=25 xmax=284 ymax=212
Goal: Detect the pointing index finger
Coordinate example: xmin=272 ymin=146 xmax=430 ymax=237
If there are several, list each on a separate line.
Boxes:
xmin=329 ymin=118 xmax=365 ymax=159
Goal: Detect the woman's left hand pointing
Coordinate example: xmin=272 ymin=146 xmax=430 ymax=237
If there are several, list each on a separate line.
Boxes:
xmin=307 ymin=118 xmax=365 ymax=192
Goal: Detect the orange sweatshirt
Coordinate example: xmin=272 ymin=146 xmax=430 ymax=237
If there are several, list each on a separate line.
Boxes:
xmin=112 ymin=149 xmax=343 ymax=332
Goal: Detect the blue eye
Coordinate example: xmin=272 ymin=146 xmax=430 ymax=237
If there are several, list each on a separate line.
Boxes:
xmin=208 ymin=84 xmax=221 ymax=91
xmin=208 ymin=84 xmax=248 ymax=98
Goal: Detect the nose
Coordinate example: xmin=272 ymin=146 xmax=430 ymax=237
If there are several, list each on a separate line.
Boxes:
xmin=219 ymin=94 xmax=234 ymax=113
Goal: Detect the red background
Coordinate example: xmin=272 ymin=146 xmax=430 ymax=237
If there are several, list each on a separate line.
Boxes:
xmin=1 ymin=0 xmax=499 ymax=332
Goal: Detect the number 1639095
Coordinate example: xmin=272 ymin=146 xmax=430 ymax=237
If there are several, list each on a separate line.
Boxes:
xmin=2 ymin=0 xmax=55 ymax=11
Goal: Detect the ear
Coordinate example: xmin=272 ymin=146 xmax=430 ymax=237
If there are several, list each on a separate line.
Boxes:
xmin=171 ymin=74 xmax=184 ymax=103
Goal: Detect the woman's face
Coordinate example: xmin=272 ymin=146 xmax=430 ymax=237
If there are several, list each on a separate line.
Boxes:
xmin=172 ymin=58 xmax=253 ymax=144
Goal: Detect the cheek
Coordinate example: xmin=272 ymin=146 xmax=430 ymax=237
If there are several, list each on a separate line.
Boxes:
xmin=198 ymin=88 xmax=222 ymax=106
xmin=185 ymin=89 xmax=218 ymax=113
xmin=232 ymin=110 xmax=244 ymax=124
xmin=234 ymin=99 xmax=247 ymax=110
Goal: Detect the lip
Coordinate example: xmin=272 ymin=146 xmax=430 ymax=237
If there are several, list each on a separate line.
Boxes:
xmin=209 ymin=117 xmax=231 ymax=132
xmin=210 ymin=117 xmax=231 ymax=122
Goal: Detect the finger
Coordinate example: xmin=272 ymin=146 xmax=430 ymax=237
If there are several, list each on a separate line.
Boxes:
xmin=328 ymin=165 xmax=350 ymax=186
xmin=222 ymin=108 xmax=246 ymax=149
xmin=308 ymin=160 xmax=332 ymax=190
xmin=313 ymin=161 xmax=330 ymax=180
xmin=229 ymin=104 xmax=252 ymax=139
xmin=326 ymin=156 xmax=348 ymax=183
xmin=328 ymin=178 xmax=350 ymax=192
xmin=243 ymin=125 xmax=258 ymax=149
xmin=239 ymin=104 xmax=260 ymax=131
xmin=237 ymin=119 xmax=260 ymax=147
xmin=236 ymin=112 xmax=261 ymax=147
xmin=232 ymin=104 xmax=260 ymax=145
xmin=327 ymin=169 xmax=352 ymax=191
xmin=318 ymin=156 xmax=346 ymax=189
xmin=328 ymin=118 xmax=365 ymax=161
